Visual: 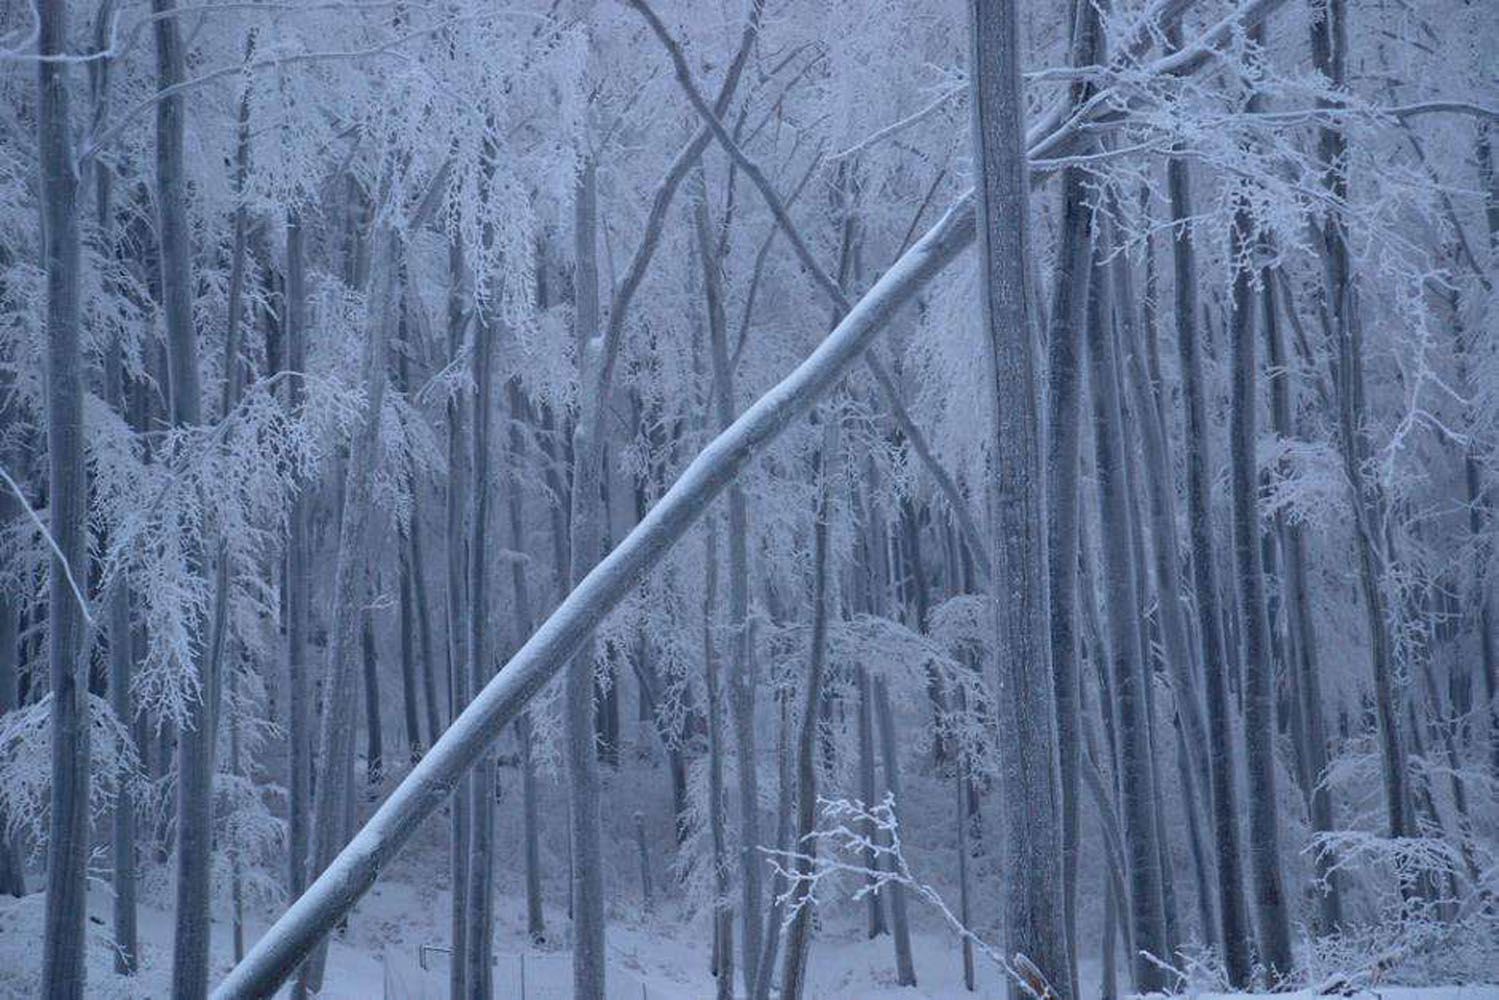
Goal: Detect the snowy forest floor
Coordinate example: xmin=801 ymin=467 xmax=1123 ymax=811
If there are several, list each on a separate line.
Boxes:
xmin=2 ymin=872 xmax=1496 ymax=1000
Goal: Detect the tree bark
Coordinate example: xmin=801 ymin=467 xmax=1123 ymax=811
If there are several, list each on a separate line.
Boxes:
xmin=296 ymin=225 xmax=400 ymax=996
xmin=968 ymin=2 xmax=1072 ymax=996
xmin=703 ymin=520 xmax=735 ymax=1000
xmin=780 ymin=419 xmax=837 ymax=1000
xmin=1227 ymin=214 xmax=1294 ymax=980
xmin=153 ymin=2 xmax=217 ymax=993
xmin=361 ymin=611 xmax=384 ymax=786
xmin=696 ymin=169 xmax=765 ymax=990
xmin=37 ymin=2 xmax=89 ymax=989
xmin=873 ymin=675 xmax=917 ymax=986
xmin=1264 ymin=266 xmax=1343 ymax=933
xmin=1084 ymin=240 xmax=1169 ymax=991
xmin=1163 ymin=59 xmax=1253 ymax=982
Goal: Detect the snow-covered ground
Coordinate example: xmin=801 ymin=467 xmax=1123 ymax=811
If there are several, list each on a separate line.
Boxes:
xmin=2 ymin=875 xmax=1496 ymax=1000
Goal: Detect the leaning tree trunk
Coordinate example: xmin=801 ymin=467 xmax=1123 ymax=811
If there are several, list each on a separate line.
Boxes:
xmin=211 ymin=182 xmax=979 ymax=1000
xmin=1227 ymin=208 xmax=1295 ymax=982
xmin=1084 ymin=240 xmax=1169 ymax=993
xmin=968 ymin=1 xmax=1072 ymax=996
xmin=1163 ymin=42 xmax=1253 ymax=980
xmin=38 ymin=1 xmax=90 ymax=991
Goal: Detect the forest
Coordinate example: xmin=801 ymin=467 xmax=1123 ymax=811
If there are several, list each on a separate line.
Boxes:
xmin=0 ymin=0 xmax=1496 ymax=997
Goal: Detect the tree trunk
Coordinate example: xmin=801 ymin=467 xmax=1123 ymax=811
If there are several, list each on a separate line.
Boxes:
xmin=0 ymin=448 xmax=24 ymax=898
xmin=445 ymin=236 xmax=472 ymax=1000
xmin=565 ymin=156 xmax=608 ymax=1000
xmin=1264 ymin=266 xmax=1343 ymax=933
xmin=779 ymin=420 xmax=837 ymax=1000
xmin=153 ymin=3 xmax=217 ymax=993
xmin=285 ymin=210 xmax=313 ymax=923
xmin=856 ymin=666 xmax=887 ymax=938
xmin=1084 ymin=239 xmax=1168 ymax=992
xmin=1044 ymin=0 xmax=1101 ymax=974
xmin=695 ymin=165 xmax=765 ymax=997
xmin=1164 ymin=55 xmax=1252 ymax=982
xmin=703 ymin=520 xmax=735 ymax=1000
xmin=296 ymin=225 xmax=400 ymax=996
xmin=873 ymin=675 xmax=917 ymax=986
xmin=1227 ymin=210 xmax=1295 ymax=981
xmin=465 ymin=303 xmax=499 ymax=999
xmin=506 ymin=378 xmax=548 ymax=945
xmin=361 ymin=611 xmax=384 ymax=786
xmin=1311 ymin=0 xmax=1412 ymax=846
xmin=37 ymin=3 xmax=89 ymax=988
xmin=968 ymin=2 xmax=1072 ymax=996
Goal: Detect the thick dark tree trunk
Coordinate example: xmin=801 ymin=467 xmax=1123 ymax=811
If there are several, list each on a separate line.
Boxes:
xmin=37 ymin=4 xmax=89 ymax=990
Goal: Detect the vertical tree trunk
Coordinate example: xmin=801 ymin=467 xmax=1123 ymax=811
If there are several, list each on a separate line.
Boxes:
xmin=0 ymin=443 xmax=24 ymax=898
xmin=361 ymin=611 xmax=384 ymax=785
xmin=566 ymin=157 xmax=608 ymax=1000
xmin=1264 ymin=268 xmax=1343 ymax=933
xmin=873 ymin=675 xmax=917 ymax=986
xmin=780 ymin=421 xmax=836 ymax=1000
xmin=297 ymin=224 xmax=401 ymax=996
xmin=465 ymin=304 xmax=499 ymax=998
xmin=703 ymin=520 xmax=735 ymax=1000
xmin=153 ymin=3 xmax=216 ymax=993
xmin=1084 ymin=240 xmax=1169 ymax=992
xmin=696 ymin=166 xmax=764 ymax=996
xmin=445 ymin=236 xmax=472 ymax=1000
xmin=968 ymin=2 xmax=1071 ymax=995
xmin=398 ymin=523 xmax=422 ymax=760
xmin=1228 ymin=210 xmax=1295 ymax=981
xmin=285 ymin=210 xmax=313 ymax=918
xmin=506 ymin=378 xmax=548 ymax=945
xmin=1163 ymin=49 xmax=1252 ymax=980
xmin=37 ymin=3 xmax=89 ymax=989
xmin=856 ymin=665 xmax=887 ymax=938
xmin=1044 ymin=0 xmax=1100 ymax=974
xmin=1310 ymin=0 xmax=1412 ymax=845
